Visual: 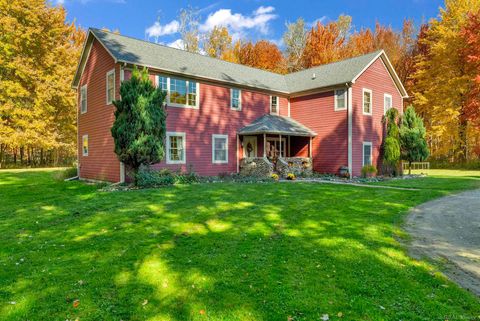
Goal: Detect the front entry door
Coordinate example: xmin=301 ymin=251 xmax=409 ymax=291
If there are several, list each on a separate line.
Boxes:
xmin=243 ymin=136 xmax=257 ymax=157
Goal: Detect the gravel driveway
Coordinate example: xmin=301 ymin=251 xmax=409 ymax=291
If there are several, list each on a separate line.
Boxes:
xmin=406 ymin=189 xmax=480 ymax=296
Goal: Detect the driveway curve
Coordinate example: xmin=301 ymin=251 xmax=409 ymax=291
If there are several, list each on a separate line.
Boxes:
xmin=406 ymin=189 xmax=480 ymax=296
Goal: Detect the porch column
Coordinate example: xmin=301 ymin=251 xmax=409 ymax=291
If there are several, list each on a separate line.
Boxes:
xmin=279 ymin=134 xmax=282 ymax=158
xmin=288 ymin=136 xmax=291 ymax=157
xmin=309 ymin=137 xmax=313 ymax=157
xmin=263 ymin=133 xmax=266 ymax=157
xmin=236 ymin=134 xmax=240 ymax=173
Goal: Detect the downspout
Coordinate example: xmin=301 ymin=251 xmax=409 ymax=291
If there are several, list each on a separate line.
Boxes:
xmin=347 ymin=83 xmax=353 ymax=178
xmin=119 ymin=63 xmax=126 ymax=183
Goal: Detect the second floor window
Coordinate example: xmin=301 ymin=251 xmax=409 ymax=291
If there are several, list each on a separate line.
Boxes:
xmin=270 ymin=96 xmax=278 ymax=114
xmin=106 ymin=69 xmax=115 ymax=105
xmin=335 ymin=89 xmax=347 ymax=111
xmin=156 ymin=75 xmax=199 ymax=108
xmin=384 ymin=94 xmax=392 ymax=114
xmin=363 ymin=89 xmax=372 ymax=115
xmin=80 ymin=85 xmax=87 ymax=114
xmin=231 ymin=88 xmax=241 ymax=110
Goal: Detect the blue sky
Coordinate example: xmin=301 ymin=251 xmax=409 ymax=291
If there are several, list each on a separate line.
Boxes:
xmin=57 ymin=0 xmax=445 ymax=48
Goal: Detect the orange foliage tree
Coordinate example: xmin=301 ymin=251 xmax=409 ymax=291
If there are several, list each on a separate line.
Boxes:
xmin=238 ymin=40 xmax=286 ymax=73
xmin=302 ymin=21 xmax=345 ymax=68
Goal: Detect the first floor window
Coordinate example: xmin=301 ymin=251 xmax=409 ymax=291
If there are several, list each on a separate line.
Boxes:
xmin=80 ymin=85 xmax=87 ymax=114
xmin=335 ymin=89 xmax=347 ymax=110
xmin=167 ymin=132 xmax=186 ymax=164
xmin=231 ymin=88 xmax=241 ymax=110
xmin=363 ymin=142 xmax=372 ymax=166
xmin=363 ymin=89 xmax=372 ymax=115
xmin=106 ymin=69 xmax=115 ymax=105
xmin=212 ymin=134 xmax=228 ymax=163
xmin=270 ymin=96 xmax=278 ymax=114
xmin=82 ymin=135 xmax=89 ymax=156
xmin=384 ymin=93 xmax=392 ymax=114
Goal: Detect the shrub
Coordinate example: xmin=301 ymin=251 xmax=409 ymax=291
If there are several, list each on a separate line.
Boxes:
xmin=54 ymin=167 xmax=78 ymax=181
xmin=271 ymin=173 xmax=279 ymax=181
xmin=286 ymin=173 xmax=296 ymax=180
xmin=174 ymin=170 xmax=199 ymax=184
xmin=135 ymin=166 xmax=174 ymax=187
xmin=361 ymin=165 xmax=377 ymax=178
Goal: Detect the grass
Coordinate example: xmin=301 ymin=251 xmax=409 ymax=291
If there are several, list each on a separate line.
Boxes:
xmin=0 ymin=169 xmax=479 ymax=321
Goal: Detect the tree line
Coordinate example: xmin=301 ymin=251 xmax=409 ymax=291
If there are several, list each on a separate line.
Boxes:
xmin=1 ymin=0 xmax=479 ymax=168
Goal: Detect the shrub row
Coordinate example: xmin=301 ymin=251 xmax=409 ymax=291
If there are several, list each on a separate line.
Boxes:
xmin=135 ymin=166 xmax=199 ymax=187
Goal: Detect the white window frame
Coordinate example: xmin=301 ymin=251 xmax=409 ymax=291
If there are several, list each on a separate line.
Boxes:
xmin=270 ymin=96 xmax=279 ymax=115
xmin=155 ymin=75 xmax=200 ymax=109
xmin=166 ymin=132 xmax=186 ymax=164
xmin=80 ymin=85 xmax=87 ymax=114
xmin=334 ymin=89 xmax=347 ymax=111
xmin=362 ymin=141 xmax=372 ymax=166
xmin=106 ymin=69 xmax=115 ymax=105
xmin=82 ymin=134 xmax=89 ymax=156
xmin=230 ymin=88 xmax=242 ymax=111
xmin=212 ymin=134 xmax=229 ymax=164
xmin=362 ymin=88 xmax=373 ymax=116
xmin=384 ymin=93 xmax=393 ymax=115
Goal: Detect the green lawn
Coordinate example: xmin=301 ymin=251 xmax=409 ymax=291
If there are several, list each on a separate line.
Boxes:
xmin=0 ymin=169 xmax=479 ymax=321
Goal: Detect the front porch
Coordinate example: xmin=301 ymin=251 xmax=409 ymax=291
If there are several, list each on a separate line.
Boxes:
xmin=237 ymin=114 xmax=317 ymax=177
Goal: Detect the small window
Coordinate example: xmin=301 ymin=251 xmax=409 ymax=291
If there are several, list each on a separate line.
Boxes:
xmin=166 ymin=132 xmax=186 ymax=164
xmin=384 ymin=94 xmax=392 ymax=114
xmin=231 ymin=88 xmax=241 ymax=110
xmin=80 ymin=85 xmax=87 ymax=114
xmin=212 ymin=134 xmax=228 ymax=164
xmin=270 ymin=96 xmax=278 ymax=114
xmin=157 ymin=75 xmax=168 ymax=93
xmin=363 ymin=89 xmax=372 ymax=115
xmin=106 ymin=69 xmax=115 ymax=105
xmin=82 ymin=135 xmax=89 ymax=156
xmin=334 ymin=89 xmax=347 ymax=111
xmin=363 ymin=142 xmax=372 ymax=166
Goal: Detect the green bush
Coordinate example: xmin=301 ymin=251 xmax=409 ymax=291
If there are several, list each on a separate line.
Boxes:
xmin=54 ymin=167 xmax=78 ymax=181
xmin=430 ymin=160 xmax=480 ymax=170
xmin=361 ymin=165 xmax=377 ymax=178
xmin=135 ymin=166 xmax=174 ymax=187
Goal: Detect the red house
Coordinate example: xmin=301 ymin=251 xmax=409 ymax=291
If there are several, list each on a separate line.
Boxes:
xmin=72 ymin=28 xmax=408 ymax=182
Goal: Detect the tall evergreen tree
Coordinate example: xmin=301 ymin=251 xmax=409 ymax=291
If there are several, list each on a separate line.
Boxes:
xmin=382 ymin=108 xmax=401 ymax=176
xmin=400 ymin=106 xmax=429 ymax=174
xmin=111 ymin=67 xmax=167 ymax=183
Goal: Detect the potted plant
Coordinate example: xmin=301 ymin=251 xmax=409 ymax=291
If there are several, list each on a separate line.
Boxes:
xmin=338 ymin=166 xmax=349 ymax=178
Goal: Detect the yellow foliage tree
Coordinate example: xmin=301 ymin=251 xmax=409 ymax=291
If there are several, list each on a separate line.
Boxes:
xmin=0 ymin=0 xmax=85 ymax=166
xmin=203 ymin=26 xmax=232 ymax=59
xmin=412 ymin=0 xmax=480 ymax=161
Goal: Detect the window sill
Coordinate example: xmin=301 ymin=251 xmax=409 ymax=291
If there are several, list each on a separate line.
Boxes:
xmin=167 ymin=102 xmax=199 ymax=109
xmin=166 ymin=160 xmax=186 ymax=165
xmin=212 ymin=160 xmax=228 ymax=164
xmin=334 ymin=107 xmax=347 ymax=112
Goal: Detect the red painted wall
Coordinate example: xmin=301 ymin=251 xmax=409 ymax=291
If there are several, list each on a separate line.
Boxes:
xmin=351 ymin=58 xmax=403 ymax=176
xmin=290 ymin=91 xmax=348 ymax=174
xmin=77 ymin=40 xmax=120 ymax=182
xmin=122 ymin=71 xmax=289 ymax=176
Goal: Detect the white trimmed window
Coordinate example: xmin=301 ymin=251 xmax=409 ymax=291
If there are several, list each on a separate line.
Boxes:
xmin=363 ymin=142 xmax=372 ymax=166
xmin=106 ymin=69 xmax=115 ymax=105
xmin=80 ymin=85 xmax=87 ymax=114
xmin=363 ymin=89 xmax=372 ymax=115
xmin=230 ymin=88 xmax=241 ymax=110
xmin=155 ymin=75 xmax=199 ymax=108
xmin=82 ymin=135 xmax=89 ymax=156
xmin=212 ymin=134 xmax=228 ymax=164
xmin=384 ymin=93 xmax=393 ymax=114
xmin=166 ymin=132 xmax=186 ymax=164
xmin=334 ymin=89 xmax=347 ymax=111
xmin=270 ymin=96 xmax=279 ymax=114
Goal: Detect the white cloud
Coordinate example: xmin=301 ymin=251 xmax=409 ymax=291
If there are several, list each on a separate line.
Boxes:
xmin=307 ymin=16 xmax=328 ymax=28
xmin=199 ymin=6 xmax=278 ymax=36
xmin=167 ymin=38 xmax=184 ymax=49
xmin=145 ymin=20 xmax=180 ymax=40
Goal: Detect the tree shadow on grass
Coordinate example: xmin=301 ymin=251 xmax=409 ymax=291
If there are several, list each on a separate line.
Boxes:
xmin=0 ymin=171 xmax=479 ymax=320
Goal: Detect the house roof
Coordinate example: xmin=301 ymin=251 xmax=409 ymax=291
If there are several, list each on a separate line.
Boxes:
xmin=238 ymin=114 xmax=317 ymax=137
xmin=72 ymin=28 xmax=408 ymax=98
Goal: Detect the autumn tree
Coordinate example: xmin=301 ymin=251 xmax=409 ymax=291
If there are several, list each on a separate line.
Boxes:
xmin=179 ymin=6 xmax=200 ymax=53
xmin=238 ymin=40 xmax=286 ymax=73
xmin=302 ymin=20 xmax=346 ymax=68
xmin=0 ymin=0 xmax=85 ymax=167
xmin=412 ymin=0 xmax=480 ymax=162
xmin=283 ymin=18 xmax=307 ymax=72
xmin=203 ymin=26 xmax=232 ymax=59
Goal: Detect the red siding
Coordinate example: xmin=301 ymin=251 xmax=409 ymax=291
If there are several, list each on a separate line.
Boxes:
xmin=77 ymin=40 xmax=120 ymax=182
xmin=290 ymin=91 xmax=348 ymax=174
xmin=351 ymin=58 xmax=403 ymax=176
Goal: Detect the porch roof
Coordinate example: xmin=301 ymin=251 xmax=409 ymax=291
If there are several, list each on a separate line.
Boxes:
xmin=238 ymin=114 xmax=317 ymax=137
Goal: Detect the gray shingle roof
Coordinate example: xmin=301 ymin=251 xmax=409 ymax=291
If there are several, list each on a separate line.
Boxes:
xmin=238 ymin=114 xmax=317 ymax=137
xmin=74 ymin=28 xmax=406 ymax=97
